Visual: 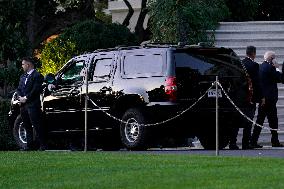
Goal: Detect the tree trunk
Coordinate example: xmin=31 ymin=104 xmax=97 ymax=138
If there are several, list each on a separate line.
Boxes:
xmin=122 ymin=0 xmax=134 ymax=27
xmin=135 ymin=0 xmax=149 ymax=43
xmin=26 ymin=0 xmax=36 ymax=55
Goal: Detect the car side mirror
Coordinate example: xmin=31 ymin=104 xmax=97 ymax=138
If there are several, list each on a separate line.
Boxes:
xmin=44 ymin=73 xmax=55 ymax=84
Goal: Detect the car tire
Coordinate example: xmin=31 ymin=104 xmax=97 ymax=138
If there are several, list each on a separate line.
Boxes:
xmin=197 ymin=126 xmax=229 ymax=150
xmin=101 ymin=131 xmax=122 ymax=151
xmin=120 ymin=108 xmax=149 ymax=150
xmin=13 ymin=115 xmax=27 ymax=150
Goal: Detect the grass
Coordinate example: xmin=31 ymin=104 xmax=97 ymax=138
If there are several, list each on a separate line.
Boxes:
xmin=0 ymin=151 xmax=283 ymax=189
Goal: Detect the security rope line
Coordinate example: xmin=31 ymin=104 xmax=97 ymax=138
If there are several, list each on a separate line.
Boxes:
xmin=87 ymin=81 xmax=281 ymax=132
xmin=217 ymin=81 xmax=280 ymax=131
xmin=87 ymin=82 xmax=215 ymax=127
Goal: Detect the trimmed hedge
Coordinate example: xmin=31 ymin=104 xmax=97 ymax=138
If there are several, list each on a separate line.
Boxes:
xmin=0 ymin=99 xmax=17 ymax=150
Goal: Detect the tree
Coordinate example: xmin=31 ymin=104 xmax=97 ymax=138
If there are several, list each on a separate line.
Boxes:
xmin=0 ymin=0 xmax=109 ymax=97
xmin=255 ymin=0 xmax=284 ymax=21
xmin=224 ymin=0 xmax=284 ymax=21
xmin=39 ymin=20 xmax=138 ymax=75
xmin=122 ymin=0 xmax=134 ymax=27
xmin=0 ymin=0 xmax=30 ymax=97
xmin=224 ymin=0 xmax=259 ymax=21
xmin=148 ymin=0 xmax=229 ymax=44
xmin=121 ymin=0 xmax=150 ymax=43
xmin=134 ymin=0 xmax=149 ymax=42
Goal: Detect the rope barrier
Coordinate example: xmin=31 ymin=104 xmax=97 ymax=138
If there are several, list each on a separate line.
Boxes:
xmin=88 ymin=82 xmax=215 ymax=127
xmin=87 ymin=81 xmax=281 ymax=132
xmin=217 ymin=81 xmax=280 ymax=131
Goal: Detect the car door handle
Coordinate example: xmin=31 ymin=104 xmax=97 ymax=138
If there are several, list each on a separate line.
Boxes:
xmin=69 ymin=88 xmax=80 ymax=96
xmin=100 ymin=87 xmax=111 ymax=92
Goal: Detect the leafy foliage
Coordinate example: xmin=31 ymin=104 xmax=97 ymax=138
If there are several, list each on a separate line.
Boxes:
xmin=0 ymin=0 xmax=30 ymax=61
xmin=255 ymin=0 xmax=284 ymax=21
xmin=0 ymin=99 xmax=17 ymax=150
xmin=0 ymin=0 xmax=30 ymax=96
xmin=39 ymin=39 xmax=78 ymax=76
xmin=39 ymin=20 xmax=137 ymax=75
xmin=225 ymin=0 xmax=284 ymax=21
xmin=0 ymin=0 xmax=109 ymax=96
xmin=225 ymin=0 xmax=259 ymax=21
xmin=0 ymin=62 xmax=21 ymax=88
xmin=148 ymin=0 xmax=229 ymax=44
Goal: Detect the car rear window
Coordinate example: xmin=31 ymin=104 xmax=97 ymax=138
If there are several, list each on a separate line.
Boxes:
xmin=122 ymin=54 xmax=164 ymax=78
xmin=175 ymin=53 xmax=213 ymax=75
xmin=174 ymin=49 xmax=243 ymax=74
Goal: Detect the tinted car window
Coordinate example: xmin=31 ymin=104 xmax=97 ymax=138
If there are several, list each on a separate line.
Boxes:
xmin=123 ymin=54 xmax=163 ymax=78
xmin=60 ymin=61 xmax=84 ymax=84
xmin=175 ymin=53 xmax=213 ymax=75
xmin=93 ymin=58 xmax=112 ymax=82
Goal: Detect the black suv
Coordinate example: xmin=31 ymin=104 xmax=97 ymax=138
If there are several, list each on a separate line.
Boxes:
xmin=9 ymin=44 xmax=252 ymax=150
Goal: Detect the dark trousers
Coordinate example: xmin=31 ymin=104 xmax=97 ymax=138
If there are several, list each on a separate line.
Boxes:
xmin=20 ymin=105 xmax=45 ymax=149
xmin=230 ymin=104 xmax=256 ymax=147
xmin=251 ymin=101 xmax=279 ymax=145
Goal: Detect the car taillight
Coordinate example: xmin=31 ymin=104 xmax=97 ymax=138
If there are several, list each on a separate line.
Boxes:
xmin=246 ymin=76 xmax=253 ymax=103
xmin=165 ymin=76 xmax=177 ymax=101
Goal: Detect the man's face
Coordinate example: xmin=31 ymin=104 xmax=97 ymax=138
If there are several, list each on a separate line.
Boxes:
xmin=252 ymin=53 xmax=256 ymax=60
xmin=21 ymin=60 xmax=30 ymax=72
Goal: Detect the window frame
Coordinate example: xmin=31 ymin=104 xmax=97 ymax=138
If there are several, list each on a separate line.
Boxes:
xmin=90 ymin=54 xmax=114 ymax=83
xmin=121 ymin=51 xmax=166 ymax=79
xmin=57 ymin=60 xmax=85 ymax=86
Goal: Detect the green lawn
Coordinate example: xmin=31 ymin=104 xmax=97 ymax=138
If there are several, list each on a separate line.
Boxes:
xmin=0 ymin=152 xmax=283 ymax=189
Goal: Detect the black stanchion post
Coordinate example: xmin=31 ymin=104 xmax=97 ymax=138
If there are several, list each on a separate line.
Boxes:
xmin=84 ymin=67 xmax=88 ymax=152
xmin=216 ymin=76 xmax=219 ymax=156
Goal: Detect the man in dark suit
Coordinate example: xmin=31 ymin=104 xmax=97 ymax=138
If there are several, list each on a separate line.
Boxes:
xmin=251 ymin=51 xmax=284 ymax=147
xmin=229 ymin=46 xmax=262 ymax=150
xmin=241 ymin=46 xmax=263 ymax=149
xmin=17 ymin=57 xmax=45 ymax=150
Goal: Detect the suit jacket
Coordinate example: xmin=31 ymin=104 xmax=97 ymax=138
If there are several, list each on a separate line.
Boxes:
xmin=242 ymin=57 xmax=262 ymax=103
xmin=259 ymin=61 xmax=282 ymax=103
xmin=17 ymin=70 xmax=44 ymax=108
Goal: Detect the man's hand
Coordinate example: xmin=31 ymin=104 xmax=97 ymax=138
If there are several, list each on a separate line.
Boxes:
xmin=47 ymin=84 xmax=56 ymax=91
xmin=19 ymin=96 xmax=27 ymax=104
xmin=260 ymin=98 xmax=265 ymax=106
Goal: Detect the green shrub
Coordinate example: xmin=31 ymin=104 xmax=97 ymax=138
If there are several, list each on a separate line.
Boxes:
xmin=148 ymin=0 xmax=229 ymax=44
xmin=39 ymin=39 xmax=78 ymax=76
xmin=39 ymin=20 xmax=138 ymax=75
xmin=0 ymin=99 xmax=17 ymax=150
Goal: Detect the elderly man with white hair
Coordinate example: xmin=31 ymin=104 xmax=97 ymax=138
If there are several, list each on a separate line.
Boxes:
xmin=251 ymin=51 xmax=284 ymax=147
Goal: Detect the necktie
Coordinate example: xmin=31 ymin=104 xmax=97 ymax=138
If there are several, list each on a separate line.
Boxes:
xmin=24 ymin=73 xmax=29 ymax=85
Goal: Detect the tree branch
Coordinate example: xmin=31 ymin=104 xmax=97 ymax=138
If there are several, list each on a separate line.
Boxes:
xmin=135 ymin=0 xmax=149 ymax=42
xmin=122 ymin=0 xmax=134 ymax=27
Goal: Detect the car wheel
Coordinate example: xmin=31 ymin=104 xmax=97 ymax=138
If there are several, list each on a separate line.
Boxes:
xmin=101 ymin=131 xmax=122 ymax=151
xmin=13 ymin=115 xmax=27 ymax=149
xmin=120 ymin=108 xmax=149 ymax=150
xmin=197 ymin=126 xmax=229 ymax=150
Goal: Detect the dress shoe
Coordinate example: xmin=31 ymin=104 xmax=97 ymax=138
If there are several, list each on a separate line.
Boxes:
xmin=38 ymin=146 xmax=46 ymax=151
xmin=242 ymin=144 xmax=254 ymax=150
xmin=250 ymin=143 xmax=263 ymax=148
xmin=19 ymin=147 xmax=33 ymax=151
xmin=229 ymin=144 xmax=239 ymax=150
xmin=272 ymin=143 xmax=284 ymax=147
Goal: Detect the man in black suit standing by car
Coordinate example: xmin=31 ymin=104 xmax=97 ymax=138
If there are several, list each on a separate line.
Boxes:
xmin=241 ymin=46 xmax=263 ymax=149
xmin=17 ymin=57 xmax=45 ymax=150
xmin=251 ymin=51 xmax=284 ymax=147
xmin=229 ymin=46 xmax=262 ymax=150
